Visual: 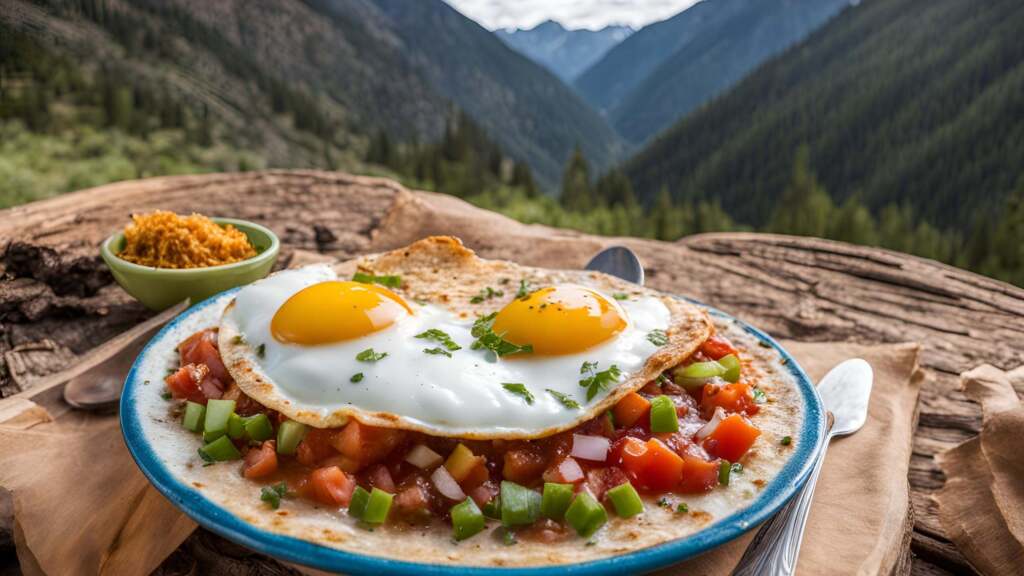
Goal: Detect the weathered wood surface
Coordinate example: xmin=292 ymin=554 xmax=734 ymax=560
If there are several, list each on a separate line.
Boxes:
xmin=2 ymin=170 xmax=1022 ymax=575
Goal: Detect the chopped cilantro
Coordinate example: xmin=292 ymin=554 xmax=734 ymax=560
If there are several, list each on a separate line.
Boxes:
xmin=470 ymin=313 xmax=533 ymax=361
xmin=657 ymin=497 xmax=670 ymax=508
xmin=781 ymin=436 xmax=793 ymax=446
xmin=502 ymin=528 xmax=517 ymax=546
xmin=752 ymin=388 xmax=767 ymax=404
xmin=423 ymin=347 xmax=452 ymax=358
xmin=612 ymin=293 xmax=629 ymax=301
xmin=255 ymin=343 xmax=266 ymax=358
xmin=356 ymin=348 xmax=388 ymax=362
xmin=731 ymin=462 xmax=744 ymax=474
xmin=350 ymin=373 xmax=364 ymax=383
xmin=501 ymin=383 xmax=535 ymax=405
xmin=546 ymin=389 xmax=581 ymax=409
xmin=260 ymin=482 xmax=290 ymax=510
xmin=578 ymin=361 xmax=622 ymax=401
xmin=470 ymin=286 xmax=503 ymax=304
xmin=647 ymin=329 xmax=669 ymax=346
xmin=161 ymin=391 xmax=172 ymax=401
xmin=656 ymin=373 xmax=672 ymax=386
xmin=515 ymin=279 xmax=533 ymax=300
xmin=231 ymin=334 xmax=246 ymax=345
xmin=415 ymin=328 xmax=461 ymax=351
xmin=352 ymin=272 xmax=402 ymax=288
xmin=676 ymin=503 xmax=689 ymax=513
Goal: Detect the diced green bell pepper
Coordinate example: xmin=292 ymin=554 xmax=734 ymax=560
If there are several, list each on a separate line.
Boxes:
xmin=719 ymin=460 xmax=732 ymax=486
xmin=565 ymin=492 xmax=608 ymax=537
xmin=227 ymin=413 xmax=246 ymax=439
xmin=202 ymin=399 xmax=236 ymax=441
xmin=276 ymin=419 xmax=308 ymax=455
xmin=243 ymin=413 xmax=274 ymax=442
xmin=718 ymin=354 xmax=741 ymax=383
xmin=199 ymin=435 xmax=241 ymax=461
xmin=348 ymin=486 xmax=371 ymax=519
xmin=500 ymin=481 xmax=541 ymax=526
xmin=451 ymin=498 xmax=486 ymax=541
xmin=362 ymin=488 xmax=393 ymax=524
xmin=649 ymin=395 xmax=679 ymax=433
xmin=673 ymin=360 xmax=727 ymax=390
xmin=182 ymin=401 xmax=205 ymax=432
xmin=540 ymin=482 xmax=574 ymax=520
xmin=606 ymin=482 xmax=644 ymax=518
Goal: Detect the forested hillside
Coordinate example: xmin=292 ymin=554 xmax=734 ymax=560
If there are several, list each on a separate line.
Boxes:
xmin=575 ymin=0 xmax=848 ymax=143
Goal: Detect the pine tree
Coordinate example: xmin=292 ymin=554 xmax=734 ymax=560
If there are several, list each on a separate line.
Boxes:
xmin=829 ymin=196 xmax=878 ymax=245
xmin=560 ymin=145 xmax=592 ymax=211
xmin=769 ymin=146 xmax=834 ymax=237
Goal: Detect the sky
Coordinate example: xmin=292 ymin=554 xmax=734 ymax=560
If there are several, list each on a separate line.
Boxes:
xmin=444 ymin=0 xmax=701 ymax=31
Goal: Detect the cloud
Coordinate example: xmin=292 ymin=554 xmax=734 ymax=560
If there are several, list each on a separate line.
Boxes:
xmin=444 ymin=0 xmax=700 ymax=31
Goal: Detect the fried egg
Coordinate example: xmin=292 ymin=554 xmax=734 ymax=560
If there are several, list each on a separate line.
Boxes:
xmin=219 ymin=237 xmax=713 ymax=438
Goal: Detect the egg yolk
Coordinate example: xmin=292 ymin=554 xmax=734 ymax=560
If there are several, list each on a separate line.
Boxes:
xmin=271 ymin=281 xmax=412 ymax=345
xmin=491 ymin=285 xmax=627 ymax=355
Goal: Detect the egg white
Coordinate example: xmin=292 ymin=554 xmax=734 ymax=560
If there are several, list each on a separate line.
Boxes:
xmin=223 ymin=266 xmax=671 ymax=436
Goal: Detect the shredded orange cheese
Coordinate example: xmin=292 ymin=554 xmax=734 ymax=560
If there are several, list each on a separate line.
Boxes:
xmin=118 ymin=211 xmax=257 ymax=269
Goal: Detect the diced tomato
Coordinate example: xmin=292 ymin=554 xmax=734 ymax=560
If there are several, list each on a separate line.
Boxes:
xmin=704 ymin=414 xmax=761 ymax=462
xmin=165 ymin=363 xmax=208 ymax=403
xmin=468 ymin=481 xmax=499 ymax=508
xmin=368 ymin=464 xmax=396 ymax=493
xmin=460 ymin=459 xmax=489 ymax=491
xmin=701 ymin=382 xmax=759 ymax=418
xmin=186 ymin=339 xmax=229 ymax=383
xmin=584 ymin=466 xmax=630 ymax=501
xmin=220 ymin=382 xmax=263 ymax=416
xmin=331 ymin=420 xmax=406 ymax=466
xmin=198 ymin=377 xmax=225 ymax=401
xmin=243 ymin=441 xmax=278 ymax=479
xmin=614 ymin=437 xmax=684 ymax=492
xmin=613 ymin=392 xmax=651 ymax=429
xmin=178 ymin=329 xmax=217 ymax=362
xmin=542 ymin=457 xmax=585 ymax=484
xmin=297 ymin=428 xmax=339 ymax=467
xmin=502 ymin=446 xmax=548 ymax=485
xmin=319 ymin=455 xmax=361 ymax=474
xmin=394 ymin=484 xmax=430 ymax=515
xmin=309 ymin=466 xmax=356 ymax=507
xmin=678 ymin=454 xmax=720 ymax=493
xmin=700 ymin=335 xmax=738 ymax=360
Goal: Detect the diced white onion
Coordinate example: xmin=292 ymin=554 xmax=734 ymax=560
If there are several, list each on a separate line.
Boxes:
xmin=556 ymin=457 xmax=585 ymax=482
xmin=696 ymin=407 xmax=727 ymax=440
xmin=431 ymin=465 xmax=466 ymax=501
xmin=571 ymin=434 xmax=610 ymax=462
xmin=404 ymin=444 xmax=443 ymax=469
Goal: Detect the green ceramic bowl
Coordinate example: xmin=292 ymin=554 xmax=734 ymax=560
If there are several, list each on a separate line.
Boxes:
xmin=100 ymin=217 xmax=279 ymax=311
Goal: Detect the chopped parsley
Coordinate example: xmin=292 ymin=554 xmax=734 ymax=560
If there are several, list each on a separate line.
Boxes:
xmin=612 ymin=293 xmax=629 ymax=301
xmin=231 ymin=334 xmax=246 ymax=345
xmin=352 ymin=272 xmax=402 ymax=289
xmin=781 ymin=436 xmax=793 ymax=446
xmin=423 ymin=347 xmax=452 ymax=358
xmin=646 ymin=329 xmax=669 ymax=346
xmin=255 ymin=343 xmax=266 ymax=358
xmin=470 ymin=286 xmax=504 ymax=304
xmin=578 ymin=361 xmax=622 ymax=401
xmin=350 ymin=372 xmax=364 ymax=383
xmin=656 ymin=373 xmax=672 ymax=386
xmin=515 ymin=279 xmax=533 ymax=300
xmin=415 ymin=328 xmax=461 ymax=351
xmin=501 ymin=383 xmax=535 ymax=405
xmin=470 ymin=313 xmax=533 ymax=361
xmin=731 ymin=462 xmax=744 ymax=474
xmin=657 ymin=497 xmax=670 ymax=508
xmin=356 ymin=348 xmax=388 ymax=362
xmin=752 ymin=388 xmax=768 ymax=404
xmin=161 ymin=391 xmax=172 ymax=401
xmin=501 ymin=528 xmax=517 ymax=546
xmin=676 ymin=503 xmax=689 ymax=513
xmin=546 ymin=389 xmax=581 ymax=409
xmin=260 ymin=482 xmax=290 ymax=510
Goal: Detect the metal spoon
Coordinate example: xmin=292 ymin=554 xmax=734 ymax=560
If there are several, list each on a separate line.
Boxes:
xmin=63 ymin=299 xmax=190 ymax=410
xmin=585 ymin=245 xmax=644 ymax=286
xmin=732 ymin=358 xmax=874 ymax=575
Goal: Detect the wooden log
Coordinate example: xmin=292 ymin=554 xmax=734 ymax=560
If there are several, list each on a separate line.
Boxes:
xmin=3 ymin=170 xmax=1022 ymax=575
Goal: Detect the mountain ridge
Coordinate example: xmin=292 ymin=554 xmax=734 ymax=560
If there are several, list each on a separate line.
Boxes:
xmin=496 ymin=19 xmax=632 ymax=82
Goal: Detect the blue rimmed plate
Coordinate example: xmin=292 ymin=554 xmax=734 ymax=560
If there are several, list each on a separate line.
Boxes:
xmin=121 ymin=289 xmax=825 ymax=575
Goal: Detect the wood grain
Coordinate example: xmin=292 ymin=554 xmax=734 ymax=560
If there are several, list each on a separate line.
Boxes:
xmin=3 ymin=170 xmax=1022 ymax=575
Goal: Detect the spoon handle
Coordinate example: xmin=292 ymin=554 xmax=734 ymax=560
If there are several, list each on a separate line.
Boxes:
xmin=732 ymin=433 xmax=832 ymax=576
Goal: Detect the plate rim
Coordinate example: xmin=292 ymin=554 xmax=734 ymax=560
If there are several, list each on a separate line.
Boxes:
xmin=120 ymin=288 xmax=826 ymax=575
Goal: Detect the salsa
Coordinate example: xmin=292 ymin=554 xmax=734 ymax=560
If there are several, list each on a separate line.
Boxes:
xmin=166 ymin=328 xmax=764 ymax=542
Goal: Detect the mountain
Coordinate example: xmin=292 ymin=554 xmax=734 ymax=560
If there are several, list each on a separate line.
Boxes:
xmin=575 ymin=0 xmax=850 ymax=143
xmin=495 ymin=20 xmax=632 ymax=82
xmin=1 ymin=0 xmax=623 ymax=190
xmin=624 ymin=0 xmax=1024 ymax=231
